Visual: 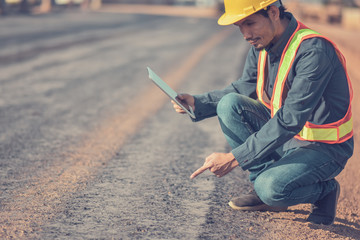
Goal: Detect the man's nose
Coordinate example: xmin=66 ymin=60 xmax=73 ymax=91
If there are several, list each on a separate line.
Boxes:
xmin=239 ymin=26 xmax=252 ymax=40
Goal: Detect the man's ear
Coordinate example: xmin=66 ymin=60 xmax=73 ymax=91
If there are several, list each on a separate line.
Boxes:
xmin=268 ymin=5 xmax=280 ymax=21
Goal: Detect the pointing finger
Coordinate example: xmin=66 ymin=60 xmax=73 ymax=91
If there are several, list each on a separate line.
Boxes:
xmin=190 ymin=162 xmax=213 ymax=179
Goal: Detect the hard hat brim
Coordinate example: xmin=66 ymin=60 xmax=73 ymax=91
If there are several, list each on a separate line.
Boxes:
xmin=218 ymin=12 xmax=247 ymax=26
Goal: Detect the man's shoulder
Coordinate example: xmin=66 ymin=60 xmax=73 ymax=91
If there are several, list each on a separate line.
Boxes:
xmin=295 ymin=35 xmax=341 ymax=68
xmin=298 ymin=36 xmax=336 ymax=56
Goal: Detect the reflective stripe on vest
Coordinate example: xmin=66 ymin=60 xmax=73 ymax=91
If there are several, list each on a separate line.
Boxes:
xmin=257 ymin=21 xmax=353 ymax=144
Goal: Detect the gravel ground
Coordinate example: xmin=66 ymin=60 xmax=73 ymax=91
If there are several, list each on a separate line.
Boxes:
xmin=0 ymin=5 xmax=359 ymax=240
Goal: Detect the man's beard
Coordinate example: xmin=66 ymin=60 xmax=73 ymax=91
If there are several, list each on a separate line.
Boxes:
xmin=254 ymin=46 xmax=265 ymax=51
xmin=246 ymin=37 xmax=267 ymax=50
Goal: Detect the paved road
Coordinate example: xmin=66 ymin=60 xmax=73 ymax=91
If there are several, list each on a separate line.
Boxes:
xmin=0 ymin=9 xmax=274 ymax=239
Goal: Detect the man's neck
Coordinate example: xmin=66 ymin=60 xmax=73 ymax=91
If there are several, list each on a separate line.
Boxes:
xmin=272 ymin=17 xmax=290 ymax=45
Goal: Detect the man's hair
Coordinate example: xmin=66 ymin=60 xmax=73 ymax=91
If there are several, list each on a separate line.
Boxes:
xmin=257 ymin=5 xmax=287 ymax=19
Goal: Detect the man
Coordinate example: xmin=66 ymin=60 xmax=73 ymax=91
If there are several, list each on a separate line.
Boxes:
xmin=172 ymin=0 xmax=353 ymax=225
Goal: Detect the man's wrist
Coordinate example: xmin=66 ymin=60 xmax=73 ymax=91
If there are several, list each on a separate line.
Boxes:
xmin=227 ymin=152 xmax=238 ymax=166
xmin=227 ymin=152 xmax=235 ymax=160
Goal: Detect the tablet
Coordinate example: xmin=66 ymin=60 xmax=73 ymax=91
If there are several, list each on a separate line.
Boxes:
xmin=147 ymin=67 xmax=195 ymax=119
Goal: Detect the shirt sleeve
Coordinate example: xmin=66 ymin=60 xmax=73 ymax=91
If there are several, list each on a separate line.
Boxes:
xmin=233 ymin=43 xmax=335 ymax=170
xmin=192 ymin=47 xmax=258 ymax=122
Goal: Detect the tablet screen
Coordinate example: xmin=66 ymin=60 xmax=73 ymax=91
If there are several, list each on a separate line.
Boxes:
xmin=147 ymin=67 xmax=195 ymax=119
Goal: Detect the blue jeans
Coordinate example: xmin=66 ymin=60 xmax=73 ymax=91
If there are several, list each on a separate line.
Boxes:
xmin=216 ymin=93 xmax=343 ymax=207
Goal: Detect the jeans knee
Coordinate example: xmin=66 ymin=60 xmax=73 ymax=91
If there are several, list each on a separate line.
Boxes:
xmin=254 ymin=173 xmax=288 ymax=207
xmin=216 ymin=93 xmax=242 ymax=118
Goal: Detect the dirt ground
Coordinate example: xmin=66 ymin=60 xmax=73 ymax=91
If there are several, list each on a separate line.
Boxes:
xmin=0 ymin=5 xmax=359 ymax=239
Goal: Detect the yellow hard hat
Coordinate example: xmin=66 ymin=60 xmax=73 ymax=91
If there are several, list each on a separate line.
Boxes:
xmin=218 ymin=0 xmax=280 ymax=25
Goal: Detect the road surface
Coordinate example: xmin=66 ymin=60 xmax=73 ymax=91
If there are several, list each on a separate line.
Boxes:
xmin=0 ymin=8 xmax=259 ymax=239
xmin=1 ymin=5 xmax=359 ymax=240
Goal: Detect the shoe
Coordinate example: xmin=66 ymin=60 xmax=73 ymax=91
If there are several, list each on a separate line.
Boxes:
xmin=306 ymin=180 xmax=340 ymax=225
xmin=228 ymin=191 xmax=288 ymax=212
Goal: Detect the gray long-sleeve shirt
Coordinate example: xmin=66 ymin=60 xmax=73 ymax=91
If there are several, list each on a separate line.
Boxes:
xmin=192 ymin=13 xmax=354 ymax=170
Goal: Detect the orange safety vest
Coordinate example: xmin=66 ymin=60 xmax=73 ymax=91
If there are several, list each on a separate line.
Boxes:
xmin=256 ymin=21 xmax=353 ymax=144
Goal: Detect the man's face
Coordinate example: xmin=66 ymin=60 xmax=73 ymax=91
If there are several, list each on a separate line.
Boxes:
xmin=234 ymin=13 xmax=276 ymax=50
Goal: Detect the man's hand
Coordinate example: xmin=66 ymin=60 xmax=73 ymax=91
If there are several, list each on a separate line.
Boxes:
xmin=190 ymin=152 xmax=239 ymax=179
xmin=171 ymin=94 xmax=195 ymax=114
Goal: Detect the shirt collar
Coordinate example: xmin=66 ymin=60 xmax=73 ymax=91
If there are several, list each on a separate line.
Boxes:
xmin=265 ymin=13 xmax=298 ymax=59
